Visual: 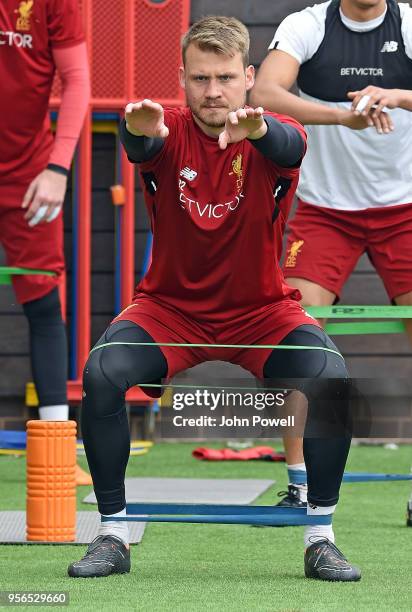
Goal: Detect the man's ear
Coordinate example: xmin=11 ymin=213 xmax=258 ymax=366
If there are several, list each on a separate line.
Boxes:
xmin=179 ymin=66 xmax=186 ymax=90
xmin=245 ymin=65 xmax=255 ymax=91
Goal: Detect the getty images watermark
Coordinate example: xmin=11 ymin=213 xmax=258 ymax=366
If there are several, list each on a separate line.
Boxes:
xmin=157 ymin=381 xmax=304 ymax=438
xmin=157 ymin=378 xmax=412 ymax=439
xmin=171 ymin=388 xmax=293 ymax=428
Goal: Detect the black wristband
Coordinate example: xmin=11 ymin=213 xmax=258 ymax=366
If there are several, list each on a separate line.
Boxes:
xmin=47 ymin=163 xmax=69 ymax=177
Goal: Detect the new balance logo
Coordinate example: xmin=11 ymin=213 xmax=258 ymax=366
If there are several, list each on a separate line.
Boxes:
xmin=381 ymin=41 xmax=398 ymax=53
xmin=180 ymin=167 xmax=198 ymax=181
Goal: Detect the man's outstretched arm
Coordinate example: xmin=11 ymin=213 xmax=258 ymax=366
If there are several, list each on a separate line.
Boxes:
xmin=120 ymin=99 xmax=168 ymax=163
xmin=218 ymin=106 xmax=305 ymax=167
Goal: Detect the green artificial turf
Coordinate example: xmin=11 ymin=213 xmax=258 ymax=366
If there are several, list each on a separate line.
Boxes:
xmin=0 ymin=443 xmax=411 ymax=611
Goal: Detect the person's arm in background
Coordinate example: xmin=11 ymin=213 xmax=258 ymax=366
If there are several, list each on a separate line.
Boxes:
xmin=23 ymin=42 xmax=90 ymax=226
xmin=250 ymin=49 xmax=392 ymax=133
xmin=49 ymin=42 xmax=91 ymax=172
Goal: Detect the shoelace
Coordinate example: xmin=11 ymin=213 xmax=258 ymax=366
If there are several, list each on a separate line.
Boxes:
xmin=322 ymin=540 xmax=348 ymax=562
xmin=308 ymin=538 xmax=349 ymax=566
xmin=83 ymin=537 xmax=124 ymax=561
xmin=277 ymin=487 xmax=299 ymax=500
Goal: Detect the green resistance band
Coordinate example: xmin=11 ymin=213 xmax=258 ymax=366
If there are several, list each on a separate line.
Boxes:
xmin=89 ymin=341 xmax=344 ymax=391
xmin=307 ymin=305 xmax=412 ymax=335
xmin=0 ymin=267 xmax=56 ymax=286
xmin=90 ymin=341 xmax=343 ymax=359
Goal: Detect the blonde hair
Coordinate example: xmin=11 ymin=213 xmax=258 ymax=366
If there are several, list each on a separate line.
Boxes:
xmin=182 ymin=16 xmax=250 ymax=67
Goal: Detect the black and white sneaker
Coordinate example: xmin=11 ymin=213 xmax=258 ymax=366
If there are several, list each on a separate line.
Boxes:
xmin=304 ymin=539 xmax=361 ymax=582
xmin=68 ymin=535 xmax=131 ymax=578
xmin=276 ymin=484 xmax=307 ymax=508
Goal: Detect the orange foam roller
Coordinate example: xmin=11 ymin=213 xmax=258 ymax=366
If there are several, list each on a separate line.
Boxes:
xmin=26 ymin=421 xmax=76 ymax=542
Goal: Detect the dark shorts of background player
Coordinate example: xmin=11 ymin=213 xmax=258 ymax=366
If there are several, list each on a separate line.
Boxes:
xmin=112 ymin=292 xmax=319 ymax=379
xmin=283 ymin=199 xmax=412 ymax=300
xmin=0 ymin=182 xmax=64 ymax=303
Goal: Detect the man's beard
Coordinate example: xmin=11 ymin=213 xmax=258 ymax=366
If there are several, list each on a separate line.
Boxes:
xmin=188 ymin=93 xmax=247 ymax=130
xmin=191 ymin=106 xmax=227 ymax=129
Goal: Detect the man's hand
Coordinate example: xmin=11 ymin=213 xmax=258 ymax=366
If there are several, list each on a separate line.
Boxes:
xmin=125 ymin=99 xmax=169 ymax=138
xmin=22 ymin=168 xmax=67 ymax=227
xmin=348 ymin=86 xmax=401 ymax=114
xmin=218 ymin=107 xmax=267 ymax=150
xmin=338 ymin=105 xmax=393 ymax=135
xmin=347 ymin=86 xmax=397 ymax=133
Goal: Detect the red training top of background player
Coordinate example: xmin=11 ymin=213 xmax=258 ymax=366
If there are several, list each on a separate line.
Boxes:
xmin=0 ymin=0 xmax=84 ymax=184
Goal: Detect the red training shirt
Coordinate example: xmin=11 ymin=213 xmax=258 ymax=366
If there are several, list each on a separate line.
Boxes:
xmin=136 ymin=107 xmax=306 ymax=322
xmin=0 ymin=0 xmax=84 ymax=184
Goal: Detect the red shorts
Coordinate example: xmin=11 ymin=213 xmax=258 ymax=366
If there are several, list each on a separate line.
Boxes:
xmin=0 ymin=182 xmax=64 ymax=303
xmin=112 ymin=293 xmax=318 ymax=379
xmin=283 ymin=199 xmax=412 ymax=300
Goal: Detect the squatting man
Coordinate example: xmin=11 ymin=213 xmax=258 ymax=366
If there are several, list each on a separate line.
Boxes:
xmin=68 ymin=16 xmax=361 ymax=582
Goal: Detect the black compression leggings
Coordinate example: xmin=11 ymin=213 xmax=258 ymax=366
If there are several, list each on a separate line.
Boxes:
xmin=23 ymin=287 xmax=68 ymax=406
xmin=81 ymin=321 xmax=350 ymax=515
xmin=81 ymin=322 xmax=167 ymax=514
